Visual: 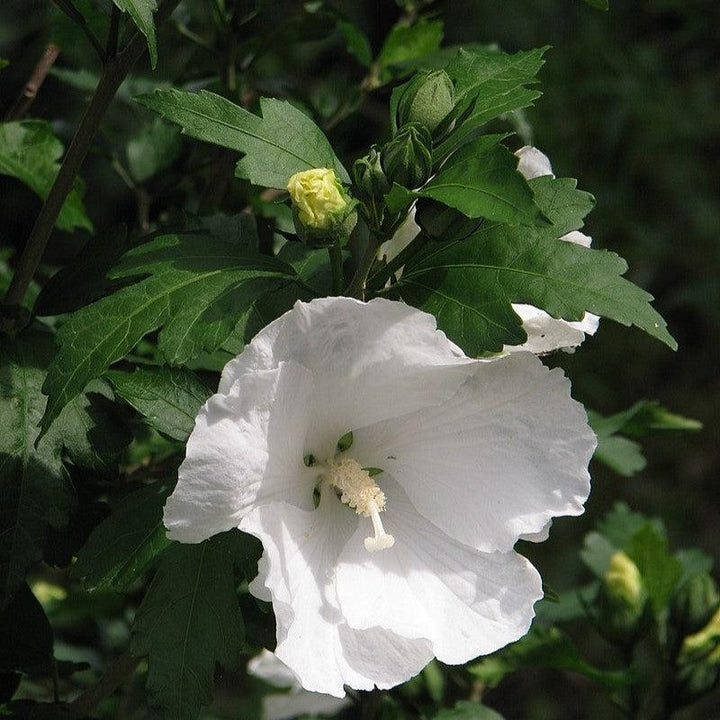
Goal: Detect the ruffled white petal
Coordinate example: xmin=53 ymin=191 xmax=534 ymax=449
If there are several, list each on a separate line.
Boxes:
xmin=335 ymin=478 xmax=542 ymax=662
xmin=248 ymin=649 xmax=298 ymax=689
xmin=515 ymin=145 xmax=554 ymax=180
xmin=506 ymin=304 xmax=599 ymax=355
xmin=352 ymin=352 xmax=595 ymax=553
xmin=241 ymin=489 xmax=433 ymax=696
xmin=519 ymin=520 xmax=553 ymax=543
xmin=164 ymin=361 xmax=317 ymax=542
xmin=219 ymin=297 xmax=474 ymax=458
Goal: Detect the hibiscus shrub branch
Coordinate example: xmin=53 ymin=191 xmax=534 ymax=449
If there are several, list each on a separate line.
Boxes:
xmin=0 ymin=2 xmax=710 ymax=720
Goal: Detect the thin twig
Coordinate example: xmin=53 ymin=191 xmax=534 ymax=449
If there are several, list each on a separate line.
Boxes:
xmin=68 ymin=651 xmax=141 ymax=717
xmin=5 ymin=44 xmax=61 ymax=120
xmin=2 ymin=0 xmax=182 ymax=318
xmin=49 ymin=0 xmax=105 ymax=62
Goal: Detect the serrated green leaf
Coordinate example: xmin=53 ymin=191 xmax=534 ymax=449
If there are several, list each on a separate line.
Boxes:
xmin=468 ymin=626 xmax=634 ymax=691
xmin=628 ymin=523 xmax=682 ymax=614
xmin=135 ymin=90 xmax=349 ymax=189
xmin=410 ymin=135 xmax=543 ymax=224
xmin=0 ymin=331 xmax=125 ymax=603
xmin=112 ymin=0 xmax=158 ymax=68
xmin=130 ymin=533 xmax=245 ymax=720
xmin=223 ymin=241 xmax=331 ymax=353
xmin=436 ymin=47 xmax=547 ymax=159
xmin=391 ymin=219 xmax=675 ymax=355
xmin=580 ymin=531 xmax=618 ymax=577
xmin=40 ymin=233 xmax=296 ymax=435
xmin=529 ymin=175 xmax=596 ymax=237
xmin=72 ymin=483 xmax=172 ymax=592
xmin=377 ymin=19 xmax=444 ymax=83
xmin=596 ymin=503 xmax=656 ymax=549
xmin=0 ymin=121 xmax=92 ymax=233
xmin=106 ymin=366 xmax=210 ymax=441
xmin=433 ymin=701 xmax=505 ymax=720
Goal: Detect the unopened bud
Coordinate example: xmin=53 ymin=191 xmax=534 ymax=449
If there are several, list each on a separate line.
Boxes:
xmin=353 ymin=147 xmax=390 ymax=203
xmin=596 ymin=551 xmax=649 ymax=645
xmin=287 ymin=168 xmax=356 ymax=246
xmin=381 ymin=124 xmax=432 ymax=190
xmin=396 ymin=70 xmax=455 ymax=135
xmin=678 ymin=606 xmax=720 ymax=665
xmin=671 ymin=574 xmax=720 ymax=637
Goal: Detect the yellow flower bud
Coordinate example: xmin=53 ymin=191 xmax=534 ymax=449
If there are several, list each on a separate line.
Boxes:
xmin=287 ymin=168 xmax=348 ymax=230
xmin=605 ymin=551 xmax=644 ymax=608
xmin=680 ymin=606 xmax=720 ymax=662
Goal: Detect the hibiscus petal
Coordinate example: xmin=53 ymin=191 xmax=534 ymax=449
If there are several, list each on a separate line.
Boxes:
xmin=507 ymin=304 xmax=599 ymax=355
xmin=241 ymin=491 xmax=433 ymax=696
xmin=336 ymin=478 xmax=542 ymax=662
xmin=352 ymin=352 xmax=595 ymax=553
xmin=515 ymin=145 xmax=554 ymax=180
xmin=218 ymin=297 xmax=474 ymax=457
xmin=164 ymin=361 xmax=316 ymax=542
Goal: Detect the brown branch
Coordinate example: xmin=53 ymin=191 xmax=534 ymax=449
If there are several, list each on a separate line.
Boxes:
xmin=68 ymin=651 xmax=141 ymax=717
xmin=2 ymin=0 xmax=182 ymax=318
xmin=5 ymin=44 xmax=61 ymax=121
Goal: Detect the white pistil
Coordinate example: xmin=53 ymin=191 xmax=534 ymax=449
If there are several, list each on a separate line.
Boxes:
xmin=325 ymin=457 xmax=395 ymax=553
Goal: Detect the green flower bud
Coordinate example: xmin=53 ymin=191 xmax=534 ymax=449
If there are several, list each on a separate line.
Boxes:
xmin=381 ymin=124 xmax=432 ymax=190
xmin=596 ymin=551 xmax=649 ymax=645
xmin=287 ymin=168 xmax=357 ymax=246
xmin=671 ymin=574 xmax=720 ymax=636
xmin=396 ymin=70 xmax=455 ymax=135
xmin=669 ymin=658 xmax=719 ymax=708
xmin=353 ymin=146 xmax=390 ymax=203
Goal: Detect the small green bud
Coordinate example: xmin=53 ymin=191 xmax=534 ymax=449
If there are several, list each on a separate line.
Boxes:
xmin=353 ymin=146 xmax=390 ymax=202
xmin=596 ymin=551 xmax=649 ymax=645
xmin=396 ymin=70 xmax=455 ymax=135
xmin=381 ymin=124 xmax=432 ymax=190
xmin=287 ymin=168 xmax=357 ymax=246
xmin=671 ymin=573 xmax=720 ymax=636
xmin=669 ymin=658 xmax=719 ymax=708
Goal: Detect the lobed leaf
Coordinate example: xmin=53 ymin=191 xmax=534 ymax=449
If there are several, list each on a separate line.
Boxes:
xmin=112 ymin=0 xmax=158 ymax=68
xmin=0 ymin=121 xmax=92 ymax=233
xmin=40 ymin=232 xmax=297 ymax=435
xmin=130 ymin=533 xmax=246 ymax=720
xmin=135 ymin=90 xmax=349 ymax=189
xmin=72 ymin=483 xmax=172 ymax=592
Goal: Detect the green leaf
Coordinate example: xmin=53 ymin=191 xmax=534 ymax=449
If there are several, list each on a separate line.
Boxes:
xmin=580 ymin=531 xmax=618 ymax=577
xmin=0 ymin=332 xmax=74 ymax=604
xmin=72 ymin=483 xmax=172 ymax=592
xmin=628 ymin=523 xmax=682 ymax=614
xmin=468 ymin=626 xmax=634 ymax=691
xmin=337 ymin=19 xmax=373 ymax=67
xmin=589 ymin=402 xmax=700 ymax=476
xmin=376 ymin=19 xmax=444 ymax=83
xmin=112 ymin=0 xmax=158 ymax=68
xmin=433 ymin=701 xmax=506 ymax=720
xmin=126 ymin=117 xmax=181 ymax=183
xmin=594 ymin=435 xmax=646 ymax=477
xmin=0 ymin=331 xmax=126 ymax=603
xmin=223 ymin=241 xmax=331 ymax=352
xmin=436 ymin=47 xmax=547 ymax=160
xmin=107 ymin=366 xmax=210 ymax=442
xmin=529 ymin=175 xmax=596 ymax=237
xmin=130 ymin=533 xmax=245 ymax=720
xmin=135 ymin=90 xmax=349 ymax=189
xmin=410 ymin=135 xmax=543 ymax=224
xmin=0 ymin=121 xmax=92 ymax=233
xmin=0 ymin=59 xmax=9 ymax=71
xmin=391 ymin=218 xmax=676 ymax=356
xmin=40 ymin=232 xmax=296 ymax=435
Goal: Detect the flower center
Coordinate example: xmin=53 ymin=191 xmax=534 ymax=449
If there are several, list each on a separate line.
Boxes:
xmin=324 ymin=457 xmax=395 ymax=553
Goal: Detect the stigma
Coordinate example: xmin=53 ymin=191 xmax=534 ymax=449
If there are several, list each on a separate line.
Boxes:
xmin=325 ymin=457 xmax=395 ymax=553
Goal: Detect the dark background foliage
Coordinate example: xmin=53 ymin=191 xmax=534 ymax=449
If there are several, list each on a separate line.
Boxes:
xmin=0 ymin=0 xmax=718 ymax=718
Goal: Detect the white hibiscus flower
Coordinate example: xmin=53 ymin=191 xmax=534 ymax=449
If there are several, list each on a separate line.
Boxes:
xmin=164 ymin=297 xmax=595 ymax=697
xmin=248 ymin=649 xmax=350 ymax=720
xmin=510 ymin=145 xmax=600 ymax=354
